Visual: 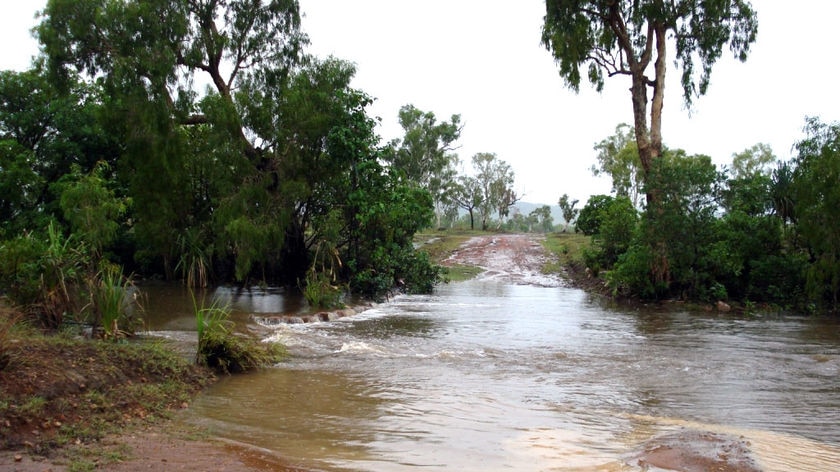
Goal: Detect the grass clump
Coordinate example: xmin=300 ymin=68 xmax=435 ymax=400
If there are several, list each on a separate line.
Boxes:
xmin=302 ymin=269 xmax=344 ymax=309
xmin=86 ymin=263 xmax=140 ymax=339
xmin=193 ymin=294 xmax=285 ymax=374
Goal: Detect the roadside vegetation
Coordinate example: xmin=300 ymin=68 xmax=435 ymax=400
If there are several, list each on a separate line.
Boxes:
xmin=0 ymin=302 xmax=213 ymax=463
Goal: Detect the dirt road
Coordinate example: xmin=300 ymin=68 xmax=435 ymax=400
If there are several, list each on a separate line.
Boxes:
xmin=441 ymin=233 xmax=563 ymax=287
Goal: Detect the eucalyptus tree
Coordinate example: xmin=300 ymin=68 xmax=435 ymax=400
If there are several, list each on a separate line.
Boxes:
xmin=557 ymin=193 xmax=579 ymax=230
xmin=384 ymin=104 xmax=462 ymax=227
xmin=542 ymin=0 xmax=757 ymax=287
xmin=471 ymin=152 xmax=516 ymax=231
xmin=451 ymin=175 xmax=483 ymax=230
xmin=529 ymin=205 xmax=554 ymax=233
xmin=730 ymin=143 xmax=775 ymax=180
xmin=541 ymin=0 xmax=757 ymax=186
xmin=592 ymin=124 xmax=644 ymax=207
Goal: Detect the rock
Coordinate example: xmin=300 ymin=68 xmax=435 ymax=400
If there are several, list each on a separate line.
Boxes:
xmin=14 ymin=454 xmax=22 ymax=462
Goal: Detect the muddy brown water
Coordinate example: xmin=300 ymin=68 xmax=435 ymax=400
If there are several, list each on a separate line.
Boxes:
xmin=138 ymin=238 xmax=840 ymax=471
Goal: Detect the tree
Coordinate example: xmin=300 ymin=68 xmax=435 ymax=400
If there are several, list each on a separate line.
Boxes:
xmin=576 ymin=194 xmax=615 ymax=236
xmin=471 ymin=153 xmax=517 ymax=230
xmin=452 ymin=175 xmax=483 ymax=230
xmin=34 ymin=1 xmax=443 ymax=297
xmin=542 ymin=1 xmax=757 ymax=287
xmin=592 ymin=123 xmax=644 ymax=207
xmin=529 ymin=205 xmax=554 ymax=232
xmin=56 ymin=162 xmax=129 ymax=264
xmin=770 ymin=161 xmax=796 ymax=226
xmin=541 ymin=1 xmax=757 ymax=186
xmin=616 ymin=150 xmax=722 ymax=299
xmin=384 ymin=105 xmax=462 ymax=227
xmin=0 ymin=68 xmax=118 ymax=237
xmin=730 ymin=143 xmax=775 ymax=180
xmin=37 ymin=0 xmax=307 ymax=279
xmin=557 ymin=194 xmax=579 ymax=231
xmin=791 ymin=118 xmax=840 ymax=310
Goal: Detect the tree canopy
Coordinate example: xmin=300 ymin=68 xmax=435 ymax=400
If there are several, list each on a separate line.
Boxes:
xmin=541 ymin=0 xmax=758 ymax=182
xmin=0 ymin=0 xmax=446 ymax=306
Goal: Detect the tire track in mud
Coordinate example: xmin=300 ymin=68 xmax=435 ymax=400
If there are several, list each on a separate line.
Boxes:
xmin=442 ymin=234 xmax=563 ymax=287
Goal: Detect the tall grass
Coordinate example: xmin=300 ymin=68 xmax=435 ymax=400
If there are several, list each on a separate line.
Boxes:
xmin=175 ymin=228 xmax=211 ymax=288
xmin=302 ymin=270 xmax=344 ymax=309
xmin=192 ymin=291 xmax=285 ymax=374
xmin=87 ymin=264 xmax=139 ymax=339
xmin=38 ymin=222 xmax=86 ymax=329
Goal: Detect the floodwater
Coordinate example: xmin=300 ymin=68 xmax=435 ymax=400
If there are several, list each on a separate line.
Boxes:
xmin=142 ymin=278 xmax=840 ymax=471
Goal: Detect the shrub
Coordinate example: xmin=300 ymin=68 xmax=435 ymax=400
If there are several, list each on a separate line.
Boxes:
xmin=193 ymin=294 xmax=285 ymax=374
xmin=0 ymin=224 xmax=87 ymax=329
xmin=302 ymin=270 xmax=344 ymax=309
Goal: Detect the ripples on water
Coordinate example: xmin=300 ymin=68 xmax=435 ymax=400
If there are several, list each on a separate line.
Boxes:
xmin=178 ymin=280 xmax=840 ymax=471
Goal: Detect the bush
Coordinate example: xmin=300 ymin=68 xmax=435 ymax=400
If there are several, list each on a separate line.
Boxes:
xmin=0 ymin=224 xmax=87 ymax=329
xmin=193 ymin=294 xmax=285 ymax=374
xmin=302 ymin=270 xmax=344 ymax=309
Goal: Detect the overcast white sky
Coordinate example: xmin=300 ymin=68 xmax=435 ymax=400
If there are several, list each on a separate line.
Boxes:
xmin=3 ymin=1 xmax=839 ymax=205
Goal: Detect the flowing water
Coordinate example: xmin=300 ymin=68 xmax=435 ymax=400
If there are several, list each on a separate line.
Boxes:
xmin=142 ymin=275 xmax=840 ymax=471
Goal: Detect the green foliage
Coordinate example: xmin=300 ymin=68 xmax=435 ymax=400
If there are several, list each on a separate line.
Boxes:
xmin=0 ymin=233 xmax=48 ymax=307
xmin=579 ymin=196 xmax=637 ymax=279
xmin=791 ymin=118 xmax=840 ymax=310
xmin=175 ymin=227 xmax=212 ymax=288
xmin=86 ymin=263 xmax=139 ymax=339
xmin=38 ymin=223 xmax=87 ymax=328
xmin=302 ymin=233 xmax=346 ymax=309
xmin=608 ymin=242 xmax=660 ymax=299
xmin=193 ymin=293 xmax=285 ymax=374
xmin=730 ymin=143 xmax=775 ymax=180
xmin=541 ymin=0 xmax=758 ymax=107
xmin=0 ymin=68 xmax=118 ymax=238
xmin=606 ymin=151 xmax=722 ymax=299
xmin=529 ymin=205 xmax=555 ymax=233
xmin=345 ymin=162 xmax=443 ymax=298
xmin=302 ymin=270 xmax=344 ymax=309
xmin=383 ymin=104 xmax=462 ymax=225
xmin=452 ymin=175 xmax=484 ymax=230
xmin=57 ymin=161 xmax=129 ymax=260
xmin=576 ymin=195 xmax=616 ymax=236
xmin=771 ymin=161 xmax=796 ymax=225
xmin=468 ymin=153 xmax=517 ymax=230
xmin=595 ymin=197 xmax=638 ymax=266
xmin=557 ymin=193 xmax=580 ymax=230
xmin=592 ymin=124 xmax=644 ymax=206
